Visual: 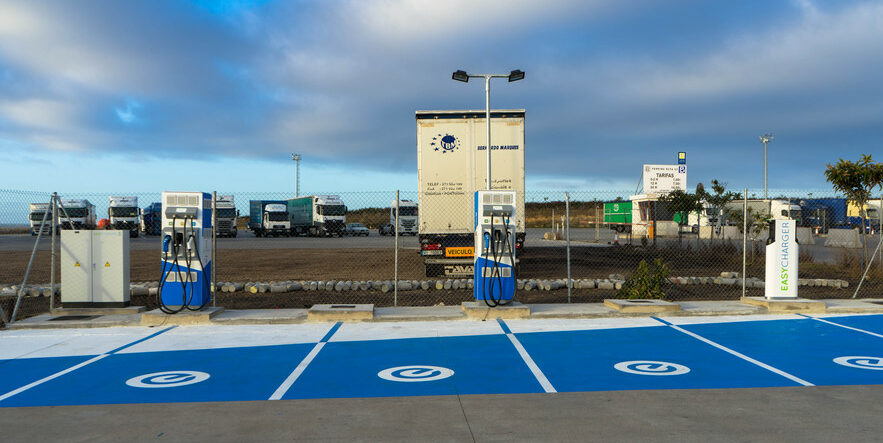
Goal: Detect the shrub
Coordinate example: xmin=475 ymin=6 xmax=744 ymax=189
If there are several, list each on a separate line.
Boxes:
xmin=617 ymin=257 xmax=671 ymax=300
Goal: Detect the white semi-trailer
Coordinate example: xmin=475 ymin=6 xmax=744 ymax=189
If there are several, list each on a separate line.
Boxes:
xmin=108 ymin=196 xmax=140 ymax=237
xmin=59 ymin=199 xmax=96 ymax=230
xmin=416 ymin=109 xmax=526 ymax=277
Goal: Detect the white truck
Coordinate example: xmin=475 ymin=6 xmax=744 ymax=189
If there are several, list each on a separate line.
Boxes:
xmin=725 ymin=199 xmax=801 ymax=221
xmin=248 ymin=200 xmax=290 ymax=237
xmin=108 ymin=196 xmax=140 ymax=237
xmin=417 ymin=109 xmax=526 ymax=277
xmin=58 ymin=199 xmax=96 ymax=230
xmin=381 ymin=199 xmax=418 ymax=235
xmin=215 ymin=195 xmax=238 ymax=237
xmin=287 ymin=195 xmax=347 ymax=237
xmin=28 ymin=203 xmax=54 ymax=236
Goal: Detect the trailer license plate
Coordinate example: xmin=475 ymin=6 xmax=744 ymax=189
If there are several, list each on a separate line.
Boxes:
xmin=446 ymin=247 xmax=473 ymax=257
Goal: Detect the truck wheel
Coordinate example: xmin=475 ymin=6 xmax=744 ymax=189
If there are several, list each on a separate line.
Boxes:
xmin=232 ymin=231 xmax=237 ymax=238
xmin=132 ymin=231 xmax=139 ymax=238
xmin=425 ymin=264 xmax=443 ymax=278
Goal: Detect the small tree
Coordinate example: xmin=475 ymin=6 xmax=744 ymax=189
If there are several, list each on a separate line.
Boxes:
xmin=704 ymin=179 xmax=740 ymax=246
xmin=617 ymin=258 xmax=671 ymax=300
xmin=825 ymin=155 xmax=883 ymax=267
xmin=660 ymin=189 xmax=704 ymax=246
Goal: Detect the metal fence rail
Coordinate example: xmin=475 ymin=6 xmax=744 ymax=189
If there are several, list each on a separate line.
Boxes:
xmin=1 ymin=188 xmax=881 ymax=324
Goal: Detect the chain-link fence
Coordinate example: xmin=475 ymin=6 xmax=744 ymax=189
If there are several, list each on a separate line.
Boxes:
xmin=2 ymin=188 xmax=882 ymax=324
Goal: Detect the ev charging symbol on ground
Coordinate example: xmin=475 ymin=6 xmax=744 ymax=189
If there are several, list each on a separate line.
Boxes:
xmin=126 ymin=371 xmax=211 ymax=388
xmin=614 ymin=361 xmax=691 ymax=376
xmin=377 ymin=366 xmax=454 ymax=382
xmin=833 ymin=356 xmax=883 ymax=370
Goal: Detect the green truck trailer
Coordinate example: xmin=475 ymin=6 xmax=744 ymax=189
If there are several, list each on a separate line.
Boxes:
xmin=603 ymin=201 xmax=632 ymax=232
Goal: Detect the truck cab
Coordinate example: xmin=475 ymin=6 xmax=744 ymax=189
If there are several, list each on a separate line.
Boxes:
xmin=28 ymin=203 xmax=54 ymax=236
xmin=59 ymin=199 xmax=96 ymax=230
xmin=108 ymin=196 xmax=140 ymax=237
xmin=260 ymin=203 xmax=290 ymax=237
xmin=389 ymin=199 xmax=418 ymax=235
xmin=313 ymin=195 xmax=346 ymax=237
xmin=215 ymin=195 xmax=238 ymax=238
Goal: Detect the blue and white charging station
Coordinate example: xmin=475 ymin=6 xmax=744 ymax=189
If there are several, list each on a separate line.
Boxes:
xmin=474 ymin=190 xmax=517 ymax=306
xmin=158 ymin=191 xmax=213 ymax=313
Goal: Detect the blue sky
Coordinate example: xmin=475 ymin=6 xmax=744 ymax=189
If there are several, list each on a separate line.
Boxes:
xmin=1 ymin=0 xmax=881 ymax=195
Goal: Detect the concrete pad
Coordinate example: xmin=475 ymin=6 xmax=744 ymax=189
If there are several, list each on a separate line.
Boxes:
xmin=6 ymin=313 xmax=143 ymax=329
xmin=670 ymin=301 xmax=766 ymax=316
xmin=740 ymin=297 xmax=827 ymax=314
xmin=373 ymin=306 xmax=466 ymax=322
xmin=307 ymin=304 xmax=373 ymax=322
xmin=140 ymin=306 xmax=225 ymax=326
xmin=603 ymin=299 xmax=681 ymax=313
xmin=528 ymin=303 xmax=618 ymax=318
xmin=462 ymin=301 xmax=530 ymax=319
xmin=211 ymin=309 xmax=309 ymax=324
xmin=823 ymin=298 xmax=883 ymax=313
xmin=50 ymin=306 xmax=146 ymax=317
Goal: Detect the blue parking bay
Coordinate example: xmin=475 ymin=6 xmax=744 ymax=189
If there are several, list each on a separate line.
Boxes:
xmin=679 ymin=317 xmax=883 ymax=386
xmin=284 ymin=334 xmax=544 ymax=400
xmin=815 ymin=314 xmax=883 ymax=336
xmin=1 ymin=343 xmax=315 ymax=407
xmin=0 ymin=355 xmax=96 ymax=395
xmin=515 ymin=325 xmax=799 ymax=392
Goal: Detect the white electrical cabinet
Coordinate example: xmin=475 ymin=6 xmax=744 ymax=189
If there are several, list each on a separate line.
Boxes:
xmin=61 ymin=230 xmax=130 ymax=307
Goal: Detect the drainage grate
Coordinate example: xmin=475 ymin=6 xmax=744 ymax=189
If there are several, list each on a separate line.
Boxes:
xmin=330 ymin=305 xmax=356 ymax=309
xmin=49 ymin=315 xmax=100 ymax=321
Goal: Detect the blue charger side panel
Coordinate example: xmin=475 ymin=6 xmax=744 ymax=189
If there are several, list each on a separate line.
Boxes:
xmin=473 ymin=258 xmax=515 ymax=302
xmin=159 ymin=261 xmax=212 ymax=307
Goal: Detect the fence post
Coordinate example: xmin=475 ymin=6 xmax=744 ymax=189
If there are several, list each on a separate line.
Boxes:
xmin=212 ymin=191 xmax=217 ymax=308
xmin=10 ymin=197 xmax=52 ymax=323
xmin=565 ymin=192 xmax=572 ymax=303
xmin=742 ymin=188 xmax=747 ymax=300
xmin=394 ymin=190 xmax=399 ymax=307
xmin=50 ymin=192 xmax=58 ymax=311
xmin=595 ymin=204 xmax=599 ymax=243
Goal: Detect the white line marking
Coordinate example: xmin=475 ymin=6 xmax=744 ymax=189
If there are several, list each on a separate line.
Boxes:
xmin=805 ymin=315 xmax=883 ymax=339
xmin=661 ymin=321 xmax=814 ymax=387
xmin=0 ymin=354 xmax=110 ymax=402
xmin=505 ymin=333 xmax=557 ymax=393
xmin=268 ymin=342 xmax=325 ymax=400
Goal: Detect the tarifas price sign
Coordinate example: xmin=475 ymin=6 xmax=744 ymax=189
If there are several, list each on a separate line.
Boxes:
xmin=643 ymin=165 xmax=687 ymax=194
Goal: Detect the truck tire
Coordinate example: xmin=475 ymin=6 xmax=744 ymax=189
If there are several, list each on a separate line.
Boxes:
xmin=425 ymin=264 xmax=444 ymax=278
xmin=232 ymin=230 xmax=237 ymax=238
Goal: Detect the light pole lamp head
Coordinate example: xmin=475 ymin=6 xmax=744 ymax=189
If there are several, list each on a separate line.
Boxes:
xmin=759 ymin=133 xmax=773 ymax=144
xmin=452 ymin=70 xmax=469 ymax=82
xmin=292 ymin=153 xmax=300 ymax=161
xmin=508 ymin=69 xmax=525 ymax=82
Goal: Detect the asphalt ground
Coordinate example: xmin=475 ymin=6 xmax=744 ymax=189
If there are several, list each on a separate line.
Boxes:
xmin=1 ymin=314 xmax=881 ymax=441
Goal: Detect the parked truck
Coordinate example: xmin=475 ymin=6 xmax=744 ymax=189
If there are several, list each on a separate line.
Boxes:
xmin=381 ymin=199 xmax=418 ymax=235
xmin=287 ymin=195 xmax=347 ymax=237
xmin=108 ymin=196 xmax=140 ymax=237
xmin=58 ymin=199 xmax=96 ymax=230
xmin=215 ymin=195 xmax=238 ymax=238
xmin=141 ymin=202 xmax=162 ymax=235
xmin=799 ymin=198 xmax=879 ymax=233
xmin=28 ymin=203 xmax=54 ymax=235
xmin=417 ymin=109 xmax=526 ymax=277
xmin=248 ymin=200 xmax=290 ymax=237
xmin=724 ymin=199 xmax=801 ymax=223
xmin=603 ymin=201 xmax=632 ymax=233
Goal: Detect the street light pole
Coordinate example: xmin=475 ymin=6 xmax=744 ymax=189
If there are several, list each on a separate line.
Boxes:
xmin=291 ymin=153 xmax=301 ymax=197
xmin=453 ymin=69 xmax=524 ymax=190
xmin=759 ymin=134 xmax=772 ymax=200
